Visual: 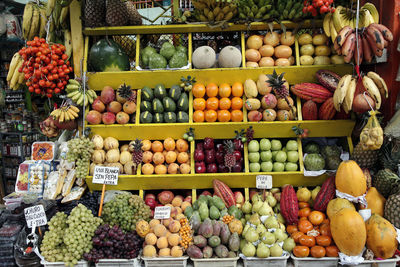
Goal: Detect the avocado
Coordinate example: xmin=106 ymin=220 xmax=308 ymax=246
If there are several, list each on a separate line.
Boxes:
xmin=163 ymin=97 xmax=176 ymax=112
xmin=141 ymin=86 xmax=154 ymax=101
xmin=140 ymin=111 xmax=153 ymax=123
xmin=169 ymin=85 xmax=182 ymax=101
xmin=154 ymin=84 xmax=167 ymax=99
xmin=177 ymin=111 xmax=189 ymax=123
xmin=164 ymin=112 xmax=177 ymax=123
xmin=152 ymin=98 xmax=164 ymax=113
xmin=177 ymin=92 xmax=189 ymax=112
xmin=153 ymin=113 xmax=164 ymax=123
xmin=140 ymin=100 xmax=152 ymax=112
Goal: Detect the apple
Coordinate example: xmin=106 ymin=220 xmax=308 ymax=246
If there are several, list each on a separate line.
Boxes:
xmin=195 ymin=162 xmax=206 ymax=173
xmin=260 ymin=151 xmax=272 ymax=162
xmin=194 ymin=149 xmax=205 ymax=162
xmin=260 ymin=139 xmax=271 ymax=151
xmin=275 ymin=151 xmax=287 ymax=163
xmin=261 ymin=161 xmax=273 ymax=172
xmin=287 ymin=151 xmax=299 ymax=163
xmin=216 ymin=151 xmax=224 ymax=164
xmin=272 ymin=151 xmax=279 ymax=161
xmin=273 ymin=162 xmax=285 ymax=172
xmin=205 ymin=149 xmax=216 ymax=163
xmin=249 ymin=152 xmax=260 ymax=163
xmin=250 ymin=162 xmax=261 ymax=172
xmin=234 ymin=150 xmax=242 ymax=161
xmin=285 ymin=162 xmax=298 ymax=171
xmin=271 ymin=140 xmax=282 ymax=151
xmin=248 ymin=140 xmax=260 ymax=152
xmin=286 ymin=140 xmax=298 ymax=151
xmin=203 ymin=138 xmax=215 ymax=150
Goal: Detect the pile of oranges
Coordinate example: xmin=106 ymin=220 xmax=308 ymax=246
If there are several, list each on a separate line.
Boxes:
xmin=193 ymin=82 xmax=244 ymax=123
xmin=289 ymin=201 xmax=340 ymax=258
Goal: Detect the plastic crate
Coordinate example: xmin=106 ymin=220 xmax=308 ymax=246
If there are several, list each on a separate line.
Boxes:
xmin=191 ymin=257 xmax=239 ymax=267
xmin=95 ymin=258 xmax=139 ymax=267
xmin=241 ymin=255 xmax=290 ymax=267
xmin=40 ymin=260 xmax=89 ymax=267
xmin=142 ymin=256 xmax=188 ymax=267
xmin=291 ymin=255 xmax=338 ymax=267
xmin=343 ymin=258 xmax=400 ymax=267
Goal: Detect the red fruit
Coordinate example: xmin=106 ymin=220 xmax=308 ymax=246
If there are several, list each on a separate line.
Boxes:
xmin=184 ymin=196 xmax=192 ymax=203
xmin=213 ymin=179 xmax=236 ymax=208
xmin=194 ymin=149 xmax=205 ymax=162
xmin=145 ymin=194 xmax=156 ymax=200
xmin=234 ymin=191 xmax=244 ymax=205
xmin=302 ymin=100 xmax=318 ymax=120
xmin=157 ymin=191 xmax=174 ymax=205
xmin=207 ymin=163 xmax=218 ymax=173
xmin=102 ymin=112 xmax=116 ymax=125
xmin=205 ymin=149 xmax=216 ymax=163
xmin=92 ymin=97 xmax=105 ymax=112
xmin=232 ymin=162 xmax=242 ymax=172
xmin=319 ymin=98 xmax=336 ymax=120
xmin=280 ymin=184 xmax=299 ymax=225
xmin=145 ymin=198 xmax=157 ymax=209
xmin=100 ymin=86 xmax=115 ymax=104
xmin=291 ymin=83 xmax=333 ymax=103
xmin=313 ymin=176 xmax=336 ymax=212
xmin=200 ymin=191 xmax=212 ymax=196
xmin=195 ymin=162 xmax=206 ymax=173
xmin=203 ymin=138 xmax=215 ymax=150
xmin=123 ymin=101 xmax=136 ymax=114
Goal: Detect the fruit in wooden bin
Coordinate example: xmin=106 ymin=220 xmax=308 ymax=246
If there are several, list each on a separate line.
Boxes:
xmin=100 ymin=86 xmax=116 ymax=104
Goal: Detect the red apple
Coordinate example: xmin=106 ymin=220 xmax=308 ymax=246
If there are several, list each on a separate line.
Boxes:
xmin=184 ymin=196 xmax=192 ymax=203
xmin=249 ymin=189 xmax=258 ymax=201
xmin=207 ymin=163 xmax=218 ymax=173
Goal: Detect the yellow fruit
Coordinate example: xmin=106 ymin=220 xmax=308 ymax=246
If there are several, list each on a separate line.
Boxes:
xmin=143 ymin=245 xmax=157 ymax=257
xmin=154 ymin=224 xmax=167 ymax=237
xmin=327 ymin=198 xmax=355 ymax=219
xmin=159 ymin=248 xmax=171 ymax=257
xmin=149 ymin=219 xmax=161 ymax=229
xmin=168 ymin=233 xmax=181 ymax=246
xmin=228 ymin=219 xmax=243 ymax=235
xmin=157 ymin=236 xmax=169 ymax=249
xmin=163 ymin=218 xmax=173 ymax=227
xmin=181 ymin=201 xmax=191 ymax=211
xmin=145 ymin=233 xmax=157 ymax=246
xmin=366 ymin=214 xmax=398 ymax=259
xmin=335 ymin=160 xmax=367 ymax=197
xmin=171 ymin=246 xmax=183 ymax=257
xmin=176 ymin=214 xmax=186 ymax=220
xmin=172 ymin=197 xmax=183 ymax=207
xmin=362 ymin=187 xmax=386 ymax=216
xmin=136 ymin=220 xmax=150 ymax=238
xmin=169 ymin=220 xmax=181 ymax=233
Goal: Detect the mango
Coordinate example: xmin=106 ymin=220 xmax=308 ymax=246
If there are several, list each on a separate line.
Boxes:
xmin=199 ymin=202 xmax=209 ymax=220
xmin=215 ymin=244 xmax=229 ymax=258
xmin=244 ymin=79 xmax=258 ymax=98
xmin=198 ymin=218 xmax=213 ymax=238
xmin=210 ymin=206 xmax=220 ymax=220
xmin=208 ymin=236 xmax=221 ymax=248
xmin=187 ymin=245 xmax=203 ymax=259
xmin=220 ymin=223 xmax=231 ymax=245
xmin=228 ymin=232 xmax=240 ymax=252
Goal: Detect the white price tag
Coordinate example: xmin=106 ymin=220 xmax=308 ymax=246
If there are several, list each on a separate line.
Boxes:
xmin=395 ymin=227 xmax=400 ymax=243
xmin=256 ymin=175 xmax=272 ymax=189
xmin=92 ymin=166 xmax=119 ymax=185
xmin=154 ymin=206 xmax=171 ymax=220
xmin=24 ymin=205 xmax=47 ymax=228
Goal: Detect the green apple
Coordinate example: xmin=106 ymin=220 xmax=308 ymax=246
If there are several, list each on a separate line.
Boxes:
xmin=260 ymin=139 xmax=271 ymax=151
xmin=260 ymin=150 xmax=272 ymax=162
xmin=249 ymin=152 xmax=260 ymax=163
xmin=248 ymin=140 xmax=260 ymax=152
xmin=273 ymin=162 xmax=285 ymax=172
xmin=286 ymin=140 xmax=298 ymax=151
xmin=250 ymin=162 xmax=261 ymax=172
xmin=261 ymin=161 xmax=273 ymax=172
xmin=272 ymin=151 xmax=278 ymax=160
xmin=271 ymin=139 xmax=282 ymax=151
xmin=282 ymin=147 xmax=287 ymax=153
xmin=275 ymin=151 xmax=287 ymax=163
xmin=285 ymin=162 xmax=298 ymax=171
xmin=287 ymin=151 xmax=299 ymax=163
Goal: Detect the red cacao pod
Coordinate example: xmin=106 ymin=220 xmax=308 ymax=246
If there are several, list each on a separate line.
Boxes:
xmin=319 ymin=97 xmax=336 ymax=120
xmin=313 ymin=176 xmax=336 ymax=212
xmin=302 ymin=100 xmax=318 ymax=120
xmin=280 ymin=185 xmax=299 ymax=224
xmin=213 ymin=179 xmax=235 ymax=208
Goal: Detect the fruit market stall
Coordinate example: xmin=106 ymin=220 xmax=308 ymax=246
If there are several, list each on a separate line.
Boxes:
xmin=1 ymin=0 xmax=400 ymax=266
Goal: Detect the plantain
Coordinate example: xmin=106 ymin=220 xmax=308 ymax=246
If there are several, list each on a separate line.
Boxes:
xmin=7 ymin=53 xmax=21 ymax=82
xmin=28 ymin=5 xmax=40 ymax=41
xmin=213 ymin=6 xmax=221 ymax=16
xmin=207 ymin=11 xmax=214 ymax=21
xmin=22 ymin=3 xmax=34 ymax=40
xmin=224 ymin=12 xmax=233 ymax=21
xmin=38 ymin=7 xmax=47 ymax=38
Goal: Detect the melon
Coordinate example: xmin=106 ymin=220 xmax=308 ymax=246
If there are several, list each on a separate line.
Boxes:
xmin=335 ymin=160 xmax=367 ymax=197
xmin=218 ymin=46 xmax=242 ymax=68
xmin=192 ymin=46 xmax=216 ymax=69
xmin=326 ymin=198 xmax=355 ymax=219
xmin=331 ymin=208 xmax=366 ymax=256
xmin=366 ymin=214 xmax=398 ymax=259
xmin=360 ymin=187 xmax=386 ymax=216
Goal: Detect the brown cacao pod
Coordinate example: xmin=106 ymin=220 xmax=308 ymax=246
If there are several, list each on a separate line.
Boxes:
xmin=319 ymin=98 xmax=336 ymax=120
xmin=316 ymin=70 xmax=341 ymax=92
xmin=291 ymin=83 xmax=333 ymax=103
xmin=313 ymin=176 xmax=336 ymax=212
xmin=302 ymin=100 xmax=318 ymax=120
xmin=280 ymin=185 xmax=298 ymax=224
xmin=213 ymin=179 xmax=236 ymax=208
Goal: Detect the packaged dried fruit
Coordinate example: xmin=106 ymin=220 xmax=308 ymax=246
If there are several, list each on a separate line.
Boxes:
xmin=31 ymin=142 xmax=55 ymax=161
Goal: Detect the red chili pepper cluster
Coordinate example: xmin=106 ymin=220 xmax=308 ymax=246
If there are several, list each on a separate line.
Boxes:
xmin=18 ymin=37 xmax=73 ymax=98
xmin=303 ymin=0 xmax=335 ymax=16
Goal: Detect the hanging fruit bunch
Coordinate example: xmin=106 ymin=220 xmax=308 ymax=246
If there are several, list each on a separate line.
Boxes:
xmin=302 ymin=0 xmax=335 ymax=16
xmin=66 ymin=79 xmax=98 ymax=107
xmin=50 ymin=103 xmax=80 ymax=130
xmin=17 ymin=37 xmax=73 ymax=98
xmin=39 ymin=117 xmax=60 ymax=138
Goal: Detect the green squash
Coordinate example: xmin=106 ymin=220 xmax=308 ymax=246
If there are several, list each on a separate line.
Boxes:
xmin=88 ymin=39 xmax=130 ymax=72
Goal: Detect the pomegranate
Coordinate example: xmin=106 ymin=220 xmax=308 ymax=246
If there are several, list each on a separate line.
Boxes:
xmin=207 ymin=163 xmax=218 ymax=173
xmin=203 ymin=138 xmax=215 ymax=150
xmin=194 ymin=149 xmax=205 ymax=162
xmin=145 ymin=198 xmax=157 ymax=209
xmin=100 ymin=86 xmax=115 ymax=104
xmin=195 ymin=162 xmax=206 ymax=173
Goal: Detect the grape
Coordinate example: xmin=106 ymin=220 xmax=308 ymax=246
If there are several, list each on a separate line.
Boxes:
xmin=66 ymin=136 xmax=94 ymax=180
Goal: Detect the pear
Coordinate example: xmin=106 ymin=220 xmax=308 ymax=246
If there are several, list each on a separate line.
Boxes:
xmin=244 ymin=228 xmax=259 ymax=243
xmin=261 ymin=231 xmax=276 ymax=245
xmin=256 ymin=224 xmax=267 ymax=235
xmin=240 ymin=239 xmax=247 ymax=251
xmin=276 ymin=213 xmax=285 ymax=224
xmin=264 ymin=216 xmax=279 ymax=229
xmin=274 ymin=228 xmax=288 ymax=242
xmin=252 ymin=201 xmax=263 ymax=213
xmin=259 ymin=202 xmax=273 ymax=216
xmin=270 ymin=243 xmax=283 ymax=257
xmin=242 ymin=242 xmax=256 ymax=257
xmin=278 ymin=222 xmax=286 ymax=231
xmin=267 ymin=195 xmax=277 ymax=207
xmin=242 ymin=224 xmax=250 ymax=236
xmin=249 ymin=213 xmax=261 ymax=226
xmin=242 ymin=201 xmax=252 ymax=214
xmin=251 ymin=193 xmax=263 ymax=203
xmin=245 ymin=214 xmax=251 ymax=221
xmin=257 ymin=243 xmax=270 ymax=258
xmin=283 ymin=237 xmax=296 ymax=252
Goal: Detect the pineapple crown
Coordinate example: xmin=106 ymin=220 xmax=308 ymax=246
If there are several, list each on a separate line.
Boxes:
xmin=224 ymin=140 xmax=235 ymax=153
xmin=118 ymin=83 xmax=136 ymax=101
xmin=267 ymin=69 xmax=288 ymax=98
xmin=132 ymin=138 xmax=142 ymax=151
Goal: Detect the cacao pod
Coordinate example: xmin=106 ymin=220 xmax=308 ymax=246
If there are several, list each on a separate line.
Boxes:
xmin=319 ymin=98 xmax=336 ymax=120
xmin=213 ymin=179 xmax=236 ymax=208
xmin=291 ymin=83 xmax=333 ymax=103
xmin=280 ymin=185 xmax=298 ymax=225
xmin=316 ymin=69 xmax=341 ymax=92
xmin=313 ymin=176 xmax=336 ymax=212
xmin=302 ymin=100 xmax=318 ymax=120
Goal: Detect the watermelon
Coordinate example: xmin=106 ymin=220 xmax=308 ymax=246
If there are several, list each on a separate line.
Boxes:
xmin=88 ymin=39 xmax=130 ymax=72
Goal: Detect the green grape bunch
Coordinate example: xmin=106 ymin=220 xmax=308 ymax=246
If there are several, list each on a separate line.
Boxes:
xmin=40 ymin=204 xmax=102 ymax=266
xmin=102 ymin=193 xmax=151 ymax=232
xmin=66 ymin=136 xmax=94 ymax=180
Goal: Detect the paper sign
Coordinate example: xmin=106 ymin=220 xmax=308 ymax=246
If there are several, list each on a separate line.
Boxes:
xmin=256 ymin=175 xmax=272 ymax=189
xmin=92 ymin=166 xmax=119 ymax=185
xmin=24 ymin=205 xmax=47 ymax=228
xmin=396 ymin=227 xmax=400 ymax=243
xmin=154 ymin=206 xmax=171 ymax=220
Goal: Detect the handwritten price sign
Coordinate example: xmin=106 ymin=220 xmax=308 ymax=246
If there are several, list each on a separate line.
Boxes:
xmin=256 ymin=175 xmax=273 ymax=189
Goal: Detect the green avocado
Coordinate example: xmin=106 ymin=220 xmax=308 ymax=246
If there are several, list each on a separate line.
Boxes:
xmin=140 ymin=100 xmax=152 ymax=112
xmin=141 ymin=86 xmax=154 ymax=101
xmin=169 ymin=85 xmax=182 ymax=101
xmin=163 ymin=97 xmax=176 ymax=112
xmin=154 ymin=84 xmax=167 ymax=99
xmin=153 ymin=113 xmax=164 ymax=123
xmin=164 ymin=112 xmax=177 ymax=123
xmin=140 ymin=111 xmax=153 ymax=123
xmin=152 ymin=98 xmax=164 ymax=113
xmin=177 ymin=111 xmax=189 ymax=123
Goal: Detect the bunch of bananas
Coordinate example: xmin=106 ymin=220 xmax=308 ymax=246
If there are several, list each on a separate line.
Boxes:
xmin=22 ymin=2 xmax=47 ymax=41
xmin=323 ymin=3 xmax=379 ymax=43
xmin=360 ymin=111 xmax=383 ymax=150
xmin=6 ymin=53 xmax=25 ymax=90
xmin=50 ymin=105 xmax=80 ymax=123
xmin=333 ymin=72 xmax=388 ymax=113
xmin=66 ymin=79 xmax=97 ymax=107
xmin=192 ymin=0 xmax=237 ymax=22
xmin=237 ymin=0 xmax=272 ymax=20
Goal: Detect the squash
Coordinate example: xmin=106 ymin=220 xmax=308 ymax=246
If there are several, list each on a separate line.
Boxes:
xmin=331 ymin=208 xmax=366 ymax=256
xmin=366 ymin=214 xmax=398 ymax=259
xmin=88 ymin=39 xmax=130 ymax=72
xmin=229 ymin=219 xmax=243 ymax=235
xmin=326 ymin=198 xmax=355 ymax=219
xmin=136 ymin=220 xmax=150 ymax=238
xmin=335 ymin=160 xmax=367 ymax=197
xmin=360 ymin=187 xmax=386 ymax=216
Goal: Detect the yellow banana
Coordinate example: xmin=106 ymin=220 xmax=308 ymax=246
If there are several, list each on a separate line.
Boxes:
xmin=363 ymin=76 xmax=382 ymax=109
xmin=28 ymin=6 xmax=40 ymax=41
xmin=343 ymin=77 xmax=356 ymax=113
xmin=69 ymin=105 xmax=80 ymax=113
xmin=67 ymin=108 xmax=78 ymax=119
xmin=17 ymin=70 xmax=25 ymax=85
xmin=22 ymin=3 xmax=34 ymax=40
xmin=362 ymin=3 xmax=379 ymax=23
xmin=46 ymin=0 xmax=56 ymax=17
xmin=64 ymin=110 xmax=71 ymax=122
xmin=10 ymin=60 xmax=23 ymax=90
xmin=323 ymin=13 xmax=332 ymax=37
xmin=59 ymin=110 xmax=65 ymax=123
xmin=335 ymin=74 xmax=352 ymax=111
xmin=367 ymin=71 xmax=388 ymax=99
xmin=7 ymin=53 xmax=21 ymax=82
xmin=329 ymin=18 xmax=337 ymax=44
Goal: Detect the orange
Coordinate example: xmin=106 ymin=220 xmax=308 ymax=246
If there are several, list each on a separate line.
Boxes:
xmin=231 ymin=110 xmax=243 ymax=122
xmin=206 ymin=83 xmax=218 ymax=97
xmin=231 ymin=97 xmax=243 ymax=110
xmin=193 ymin=110 xmax=205 ymax=122
xmin=192 ymin=83 xmax=206 ymax=98
xmin=219 ymin=83 xmax=231 ymax=98
xmin=206 ymin=97 xmax=219 ymax=110
xmin=232 ymin=82 xmax=244 ymax=97
xmin=308 ymin=211 xmax=325 ymax=226
xmin=219 ymin=97 xmax=231 ymax=110
xmin=193 ymin=98 xmax=206 ymax=111
xmin=217 ymin=110 xmax=231 ymax=122
xmin=205 ymin=110 xmax=217 ymax=122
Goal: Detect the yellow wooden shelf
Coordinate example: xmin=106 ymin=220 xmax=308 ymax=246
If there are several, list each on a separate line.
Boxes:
xmin=83 ymin=20 xmax=323 ymax=36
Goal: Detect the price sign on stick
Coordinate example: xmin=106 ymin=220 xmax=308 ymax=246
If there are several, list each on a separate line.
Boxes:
xmin=24 ymin=205 xmax=47 ymax=228
xmin=92 ymin=166 xmax=119 ymax=185
xmin=256 ymin=175 xmax=273 ymax=189
xmin=154 ymin=206 xmax=171 ymax=220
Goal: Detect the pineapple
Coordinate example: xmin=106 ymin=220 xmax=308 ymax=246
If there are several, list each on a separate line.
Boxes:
xmin=373 ymin=169 xmax=400 ymax=198
xmin=106 ymin=0 xmax=129 ymax=26
xmin=266 ymin=70 xmax=297 ymax=120
xmin=129 ymin=139 xmax=143 ymax=165
xmin=113 ymin=35 xmax=136 ymax=61
xmin=351 ymin=142 xmax=378 ymax=169
xmin=224 ymin=140 xmax=236 ymax=170
xmin=384 ymin=193 xmax=400 ymax=228
xmin=84 ymin=0 xmax=106 ymax=27
xmin=125 ymin=0 xmax=142 ymax=25
xmin=116 ymin=83 xmax=136 ymax=104
xmin=379 ymin=136 xmax=400 ymax=171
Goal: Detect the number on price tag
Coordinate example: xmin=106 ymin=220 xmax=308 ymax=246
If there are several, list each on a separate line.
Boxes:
xmin=154 ymin=206 xmax=171 ymax=220
xmin=256 ymin=175 xmax=272 ymax=189
xmin=24 ymin=205 xmax=47 ymax=228
xmin=92 ymin=166 xmax=119 ymax=185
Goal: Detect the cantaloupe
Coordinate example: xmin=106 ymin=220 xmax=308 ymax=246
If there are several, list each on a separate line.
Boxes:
xmin=192 ymin=46 xmax=216 ymax=69
xmin=335 ymin=160 xmax=367 ymax=197
xmin=218 ymin=46 xmax=242 ymax=68
xmin=366 ymin=214 xmax=398 ymax=259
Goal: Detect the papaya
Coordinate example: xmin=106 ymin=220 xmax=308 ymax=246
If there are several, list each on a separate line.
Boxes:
xmin=326 ymin=198 xmax=355 ymax=219
xmin=366 ymin=214 xmax=398 ymax=259
xmin=360 ymin=187 xmax=386 ymax=216
xmin=335 ymin=160 xmax=367 ymax=197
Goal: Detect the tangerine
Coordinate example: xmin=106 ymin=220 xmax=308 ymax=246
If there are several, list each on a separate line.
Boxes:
xmin=231 ymin=97 xmax=243 ymax=110
xmin=206 ymin=97 xmax=219 ymax=110
xmin=206 ymin=83 xmax=218 ymax=97
xmin=316 ymin=235 xmax=332 ymax=247
xmin=231 ymin=110 xmax=243 ymax=122
xmin=299 ymin=235 xmax=316 ymax=247
xmin=298 ymin=219 xmax=313 ymax=233
xmin=298 ymin=207 xmax=311 ymax=218
xmin=309 ymin=211 xmax=325 ymax=226
xmin=205 ymin=110 xmax=217 ymax=122
xmin=219 ymin=83 xmax=231 ymax=97
xmin=151 ymin=141 xmax=164 ymax=153
xmin=192 ymin=83 xmax=206 ymax=98
xmin=193 ymin=98 xmax=206 ymax=111
xmin=325 ymin=246 xmax=339 ymax=257
xmin=232 ymin=82 xmax=244 ymax=97
xmin=219 ymin=97 xmax=231 ymax=110
xmin=293 ymin=246 xmax=309 ymax=257
xmin=193 ymin=110 xmax=205 ymax=122
xmin=217 ymin=110 xmax=231 ymax=122
xmin=310 ymin=246 xmax=326 ymax=258
xmin=286 ymin=225 xmax=298 ymax=235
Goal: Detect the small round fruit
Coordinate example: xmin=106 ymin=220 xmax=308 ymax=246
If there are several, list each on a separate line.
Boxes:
xmin=171 ymin=246 xmax=183 ymax=257
xmin=155 ymin=164 xmax=167 ymax=174
xmin=316 ymin=235 xmax=332 ymax=247
xmin=145 ymin=233 xmax=157 ymax=245
xmin=157 ymin=236 xmax=168 ymax=249
xmin=168 ymin=163 xmax=179 ymax=174
xmin=193 ymin=110 xmax=205 ymax=122
xmin=176 ymin=139 xmax=189 ymax=152
xmin=142 ymin=140 xmax=152 ymax=151
xmin=165 ymin=151 xmax=177 ymax=164
xmin=276 ymin=110 xmax=291 ymax=121
xmin=298 ymin=207 xmax=311 ymax=217
xmin=217 ymin=110 xmax=231 ymax=122
xmin=246 ymin=61 xmax=259 ymax=68
xmin=153 ymin=152 xmax=165 ymax=165
xmin=245 ymin=49 xmax=261 ymax=62
xmin=277 ymin=97 xmax=294 ymax=110
xmin=313 ymin=34 xmax=328 ymax=45
xmin=247 ymin=35 xmax=263 ymax=49
xmin=193 ymin=83 xmax=206 ymax=98
xmin=206 ymin=97 xmax=219 ymax=110
xmin=300 ymin=44 xmax=315 ymax=56
xmin=309 ymin=211 xmax=325 ymax=225
xmin=259 ymin=57 xmax=274 ymax=67
xmin=298 ymin=219 xmax=313 ymax=233
xmin=152 ymin=141 xmax=164 ymax=152
xmin=206 ymin=83 xmax=219 ymax=97
xmin=177 ymin=152 xmax=189 ymax=163
xmin=232 ymin=82 xmax=244 ymax=97
xmin=142 ymin=163 xmax=154 ymax=175
xmin=291 ymin=232 xmax=304 ymax=243
xmin=299 ymin=235 xmax=316 ymax=247
xmin=298 ymin=33 xmax=313 ymax=45
xmin=159 ymin=247 xmax=171 ymax=257
xmin=219 ymin=97 xmax=231 ymax=110
xmin=259 ymin=45 xmax=274 ymax=57
xmin=168 ymin=233 xmax=181 ymax=246
xmin=180 ymin=163 xmax=191 ymax=174
xmin=142 ymin=151 xmax=153 ymax=163
xmin=205 ymin=110 xmax=217 ymax=122
xmin=231 ymin=110 xmax=243 ymax=122
xmin=293 ymin=246 xmax=310 ymax=258
xmin=273 ymin=162 xmax=285 ymax=172
xmin=164 ymin=138 xmax=176 ymax=151
xmin=194 ymin=98 xmax=206 ymax=111
xmin=143 ymin=245 xmax=157 ymax=257
xmin=287 ymin=225 xmax=298 ymax=235
xmin=250 ymin=162 xmax=261 ymax=172
xmin=219 ymin=83 xmax=231 ymax=98
xmin=231 ymin=97 xmax=243 ymax=110
xmin=300 ymin=55 xmax=314 ymax=65
xmin=310 ymin=246 xmax=326 ymax=258
xmin=154 ymin=224 xmax=167 ymax=237
xmin=325 ymin=246 xmax=339 ymax=257
xmin=275 ymin=58 xmax=290 ymax=66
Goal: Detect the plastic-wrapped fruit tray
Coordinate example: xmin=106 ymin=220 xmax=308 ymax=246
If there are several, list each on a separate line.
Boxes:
xmin=241 ymin=254 xmax=290 ymax=267
xmin=291 ymin=254 xmax=338 ymax=267
xmin=342 ymin=257 xmax=400 ymax=267
xmin=191 ymin=257 xmax=239 ymax=267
